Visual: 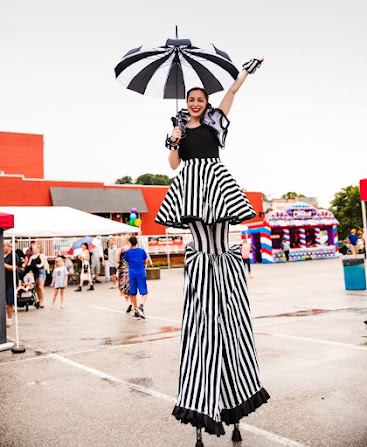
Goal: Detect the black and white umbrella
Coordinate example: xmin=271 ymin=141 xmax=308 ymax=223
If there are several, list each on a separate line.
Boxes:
xmin=114 ymin=31 xmax=239 ymax=103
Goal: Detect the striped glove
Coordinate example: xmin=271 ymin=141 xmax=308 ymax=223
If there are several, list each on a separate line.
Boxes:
xmin=242 ymin=58 xmax=262 ymax=74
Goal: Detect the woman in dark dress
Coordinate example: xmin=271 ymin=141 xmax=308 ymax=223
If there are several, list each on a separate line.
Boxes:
xmin=155 ymin=59 xmax=270 ymax=447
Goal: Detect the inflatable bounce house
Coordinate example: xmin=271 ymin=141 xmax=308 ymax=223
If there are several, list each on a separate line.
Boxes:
xmin=244 ymin=203 xmax=339 ymax=263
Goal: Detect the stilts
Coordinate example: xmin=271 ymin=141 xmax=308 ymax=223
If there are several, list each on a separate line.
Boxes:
xmin=195 ymin=428 xmax=204 ymax=447
xmin=232 ymin=424 xmax=242 ymax=446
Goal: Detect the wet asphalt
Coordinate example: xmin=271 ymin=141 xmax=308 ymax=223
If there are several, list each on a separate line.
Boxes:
xmin=1 ymin=256 xmax=367 ymax=447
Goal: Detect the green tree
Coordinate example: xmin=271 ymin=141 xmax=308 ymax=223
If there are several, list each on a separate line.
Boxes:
xmin=136 ymin=173 xmax=154 ymax=185
xmin=281 ymin=192 xmax=306 ymax=199
xmin=329 ymin=185 xmax=361 ymax=240
xmin=115 ymin=176 xmax=133 ymax=184
xmin=152 ymin=174 xmax=171 ymax=185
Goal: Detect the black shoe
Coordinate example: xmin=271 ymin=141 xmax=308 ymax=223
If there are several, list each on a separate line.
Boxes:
xmin=74 ymin=287 xmax=82 ymax=292
xmin=126 ymin=304 xmax=132 ymax=313
xmin=95 ymin=280 xmax=102 ymax=284
xmin=137 ymin=306 xmax=145 ymax=319
xmin=87 ymin=285 xmax=94 ymax=291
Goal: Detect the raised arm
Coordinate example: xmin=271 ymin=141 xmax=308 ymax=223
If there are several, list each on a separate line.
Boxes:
xmin=219 ymin=58 xmax=264 ymax=116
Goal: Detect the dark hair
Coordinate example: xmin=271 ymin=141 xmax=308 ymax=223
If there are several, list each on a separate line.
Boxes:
xmin=129 ymin=236 xmax=138 ymax=246
xmin=186 ymin=87 xmax=209 ymax=102
xmin=82 ymin=242 xmax=88 ymax=249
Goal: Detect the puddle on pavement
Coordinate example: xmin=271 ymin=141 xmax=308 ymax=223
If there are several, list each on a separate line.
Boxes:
xmin=254 ymin=309 xmax=336 ymax=319
xmin=101 ymin=377 xmax=118 ymax=386
xmin=101 ymin=326 xmax=181 ymax=347
xmin=128 ymin=377 xmax=153 ymax=388
xmin=254 ymin=307 xmax=367 ymax=320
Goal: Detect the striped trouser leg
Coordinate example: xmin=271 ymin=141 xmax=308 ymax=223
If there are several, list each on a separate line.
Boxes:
xmin=173 ymin=220 xmax=269 ymax=435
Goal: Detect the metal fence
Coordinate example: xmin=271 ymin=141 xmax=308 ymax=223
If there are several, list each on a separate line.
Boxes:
xmin=15 ymin=231 xmax=243 ymax=260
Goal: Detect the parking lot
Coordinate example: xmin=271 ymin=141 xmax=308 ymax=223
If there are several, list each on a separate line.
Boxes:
xmin=1 ymin=257 xmax=367 ymax=447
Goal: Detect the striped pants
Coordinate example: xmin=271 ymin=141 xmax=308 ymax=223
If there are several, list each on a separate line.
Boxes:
xmin=173 ymin=221 xmax=269 ymax=436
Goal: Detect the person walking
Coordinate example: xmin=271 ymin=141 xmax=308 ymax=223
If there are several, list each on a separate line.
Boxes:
xmin=281 ymin=238 xmax=290 ymax=262
xmin=3 ymin=240 xmax=18 ymax=327
xmin=347 ymin=229 xmax=358 ymax=257
xmin=90 ymin=246 xmax=102 ymax=283
xmin=75 ymin=242 xmax=94 ymax=292
xmin=27 ymin=244 xmax=47 ymax=307
xmin=116 ymin=235 xmax=132 ymax=312
xmin=51 ymin=257 xmax=68 ymax=308
xmin=103 ymin=246 xmax=110 ymax=283
xmin=241 ymin=237 xmax=253 ymax=278
xmin=124 ymin=236 xmax=148 ymax=320
xmin=155 ymin=59 xmax=270 ymax=445
xmin=108 ymin=238 xmax=118 ymax=289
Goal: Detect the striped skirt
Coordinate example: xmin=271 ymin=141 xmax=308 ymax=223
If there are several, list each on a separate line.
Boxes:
xmin=173 ymin=243 xmax=269 ymax=435
xmin=155 ymin=158 xmax=256 ymax=228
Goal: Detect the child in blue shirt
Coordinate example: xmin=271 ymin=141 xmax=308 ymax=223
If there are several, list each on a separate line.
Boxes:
xmin=124 ymin=236 xmax=148 ymax=319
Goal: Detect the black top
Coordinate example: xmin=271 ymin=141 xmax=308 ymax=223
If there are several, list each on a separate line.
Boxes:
xmin=179 ymin=125 xmax=219 ymax=161
xmin=4 ymin=253 xmax=18 ymax=289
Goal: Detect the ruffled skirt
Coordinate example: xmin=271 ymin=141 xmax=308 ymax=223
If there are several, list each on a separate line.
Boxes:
xmin=155 ymin=158 xmax=256 ymax=228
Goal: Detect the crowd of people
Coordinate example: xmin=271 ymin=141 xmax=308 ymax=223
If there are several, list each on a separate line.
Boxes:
xmin=3 ymin=236 xmax=150 ymax=327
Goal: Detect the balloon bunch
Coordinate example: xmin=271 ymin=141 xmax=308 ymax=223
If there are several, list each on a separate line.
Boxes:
xmin=128 ymin=207 xmax=142 ymax=227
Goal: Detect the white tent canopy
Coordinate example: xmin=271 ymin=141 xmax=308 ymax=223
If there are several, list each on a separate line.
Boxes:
xmin=165 ymin=224 xmax=248 ymax=234
xmin=1 ymin=206 xmax=140 ymax=238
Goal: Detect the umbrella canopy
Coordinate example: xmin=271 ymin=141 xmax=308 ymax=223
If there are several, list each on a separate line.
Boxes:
xmin=115 ymin=37 xmax=239 ymax=99
xmin=68 ymin=236 xmax=98 ymax=255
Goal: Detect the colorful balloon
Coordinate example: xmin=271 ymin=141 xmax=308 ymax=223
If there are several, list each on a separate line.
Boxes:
xmin=131 ymin=207 xmax=138 ymax=214
xmin=134 ymin=218 xmax=142 ymax=227
xmin=129 ymin=220 xmax=135 ymax=226
xmin=129 ymin=213 xmax=137 ymax=221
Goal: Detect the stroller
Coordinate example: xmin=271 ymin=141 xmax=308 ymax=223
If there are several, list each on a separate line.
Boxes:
xmin=17 ymin=268 xmax=40 ymax=311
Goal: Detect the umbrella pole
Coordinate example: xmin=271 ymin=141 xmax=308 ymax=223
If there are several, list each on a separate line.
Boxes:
xmin=12 ymin=230 xmax=25 ymax=354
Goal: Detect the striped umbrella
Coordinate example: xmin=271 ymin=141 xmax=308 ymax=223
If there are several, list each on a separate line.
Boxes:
xmin=114 ymin=28 xmax=239 ymax=108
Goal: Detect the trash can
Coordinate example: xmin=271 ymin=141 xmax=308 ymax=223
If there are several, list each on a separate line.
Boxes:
xmin=342 ymin=258 xmax=366 ymax=290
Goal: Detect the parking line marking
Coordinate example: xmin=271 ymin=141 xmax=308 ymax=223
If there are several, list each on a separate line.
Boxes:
xmin=255 ymin=332 xmax=367 ymax=351
xmin=91 ymin=305 xmax=182 ymax=324
xmin=50 ymin=353 xmax=309 ymax=447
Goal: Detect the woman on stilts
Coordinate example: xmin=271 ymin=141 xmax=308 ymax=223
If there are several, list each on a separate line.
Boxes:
xmin=155 ymin=58 xmax=270 ymax=446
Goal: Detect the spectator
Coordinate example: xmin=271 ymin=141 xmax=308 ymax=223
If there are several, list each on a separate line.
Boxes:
xmin=291 ymin=235 xmax=300 ymax=248
xmin=75 ymin=242 xmax=94 ymax=292
xmin=90 ymin=246 xmax=102 ymax=283
xmin=62 ymin=256 xmax=76 ymax=284
xmin=281 ymin=238 xmax=290 ymax=262
xmin=116 ymin=235 xmax=131 ymax=312
xmin=347 ymin=229 xmax=358 ymax=257
xmin=103 ymin=247 xmax=110 ymax=283
xmin=124 ymin=236 xmax=149 ymax=320
xmin=25 ymin=240 xmax=36 ymax=265
xmin=28 ymin=244 xmax=47 ymax=308
xmin=3 ymin=240 xmax=19 ymax=327
xmin=241 ymin=238 xmax=253 ymax=278
xmin=17 ymin=270 xmax=35 ymax=296
xmin=14 ymin=241 xmax=25 ymax=268
xmin=51 ymin=257 xmax=68 ymax=308
xmin=108 ymin=238 xmax=118 ymax=289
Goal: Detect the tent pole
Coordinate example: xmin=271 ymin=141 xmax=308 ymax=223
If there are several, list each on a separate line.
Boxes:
xmin=167 ymin=233 xmax=170 ymax=269
xmin=12 ymin=230 xmax=25 ymax=353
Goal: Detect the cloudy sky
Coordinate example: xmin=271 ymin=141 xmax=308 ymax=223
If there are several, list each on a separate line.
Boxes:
xmin=1 ymin=0 xmax=366 ymax=207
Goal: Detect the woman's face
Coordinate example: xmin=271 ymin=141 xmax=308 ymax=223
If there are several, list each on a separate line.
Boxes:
xmin=82 ymin=243 xmax=88 ymax=250
xmin=33 ymin=245 xmax=40 ymax=254
xmin=187 ymin=90 xmax=208 ymax=118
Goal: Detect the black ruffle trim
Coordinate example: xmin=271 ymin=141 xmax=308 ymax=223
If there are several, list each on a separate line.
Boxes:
xmin=172 ymin=387 xmax=270 ymax=436
xmin=172 ymin=406 xmax=225 ymax=436
xmin=221 ymin=387 xmax=270 ymax=425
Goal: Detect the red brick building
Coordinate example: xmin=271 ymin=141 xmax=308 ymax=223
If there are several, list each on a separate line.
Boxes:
xmin=0 ymin=131 xmax=264 ymax=235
